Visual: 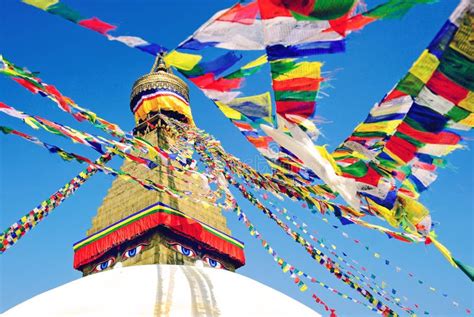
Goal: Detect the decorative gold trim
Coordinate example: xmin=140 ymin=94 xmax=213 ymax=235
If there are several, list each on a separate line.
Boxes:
xmin=130 ymin=72 xmax=189 ymax=106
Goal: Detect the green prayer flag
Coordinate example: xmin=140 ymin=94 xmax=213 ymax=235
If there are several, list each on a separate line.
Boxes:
xmin=366 ymin=0 xmax=435 ymax=20
xmin=47 ymin=2 xmax=84 ymax=23
xmin=274 ymin=90 xmax=317 ymax=102
xmin=439 ymin=48 xmax=474 ymax=91
xmin=453 ymin=258 xmax=474 ymax=282
xmin=340 ymin=160 xmax=368 ymax=177
xmin=446 ymin=105 xmax=470 ymax=122
xmin=396 ymin=72 xmax=425 ymax=97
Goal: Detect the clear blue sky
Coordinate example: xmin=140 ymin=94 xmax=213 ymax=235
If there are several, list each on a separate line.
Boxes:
xmin=0 ymin=1 xmax=472 ymax=316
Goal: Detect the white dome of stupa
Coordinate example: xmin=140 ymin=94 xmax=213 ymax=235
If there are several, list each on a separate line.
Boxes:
xmin=3 ymin=264 xmax=321 ymax=317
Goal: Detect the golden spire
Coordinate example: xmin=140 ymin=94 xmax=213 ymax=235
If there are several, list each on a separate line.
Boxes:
xmin=150 ymin=52 xmax=171 ymax=73
xmin=130 ymin=53 xmax=190 ymax=112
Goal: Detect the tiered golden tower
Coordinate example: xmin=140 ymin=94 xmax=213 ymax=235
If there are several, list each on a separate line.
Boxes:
xmin=73 ymin=56 xmax=244 ymax=275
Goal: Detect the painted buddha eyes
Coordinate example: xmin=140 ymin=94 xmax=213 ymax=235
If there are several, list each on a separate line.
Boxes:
xmin=203 ymin=256 xmax=224 ymax=269
xmin=94 ymin=258 xmax=115 ymax=272
xmin=122 ymin=244 xmax=146 ymax=259
xmin=170 ymin=243 xmax=197 ymax=258
xmin=169 ymin=242 xmax=225 ymax=269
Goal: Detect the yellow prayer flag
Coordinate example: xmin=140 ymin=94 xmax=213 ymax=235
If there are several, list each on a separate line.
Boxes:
xmin=366 ymin=197 xmax=399 ymax=228
xmin=397 ymin=195 xmax=430 ymax=229
xmin=163 ymin=50 xmax=202 ymax=71
xmin=274 ymin=61 xmax=322 ymax=81
xmin=24 ymin=117 xmax=40 ymax=130
xmin=215 ymin=102 xmax=243 ymax=120
xmin=409 ymin=50 xmax=440 ymax=83
xmin=224 ymin=92 xmax=272 ymax=122
xmin=430 ymin=235 xmax=457 ymax=267
xmin=354 ymin=120 xmax=402 ymax=134
xmin=23 ymin=0 xmax=58 ymax=10
xmin=458 ymin=91 xmax=474 ymax=112
xmin=315 ymin=145 xmax=342 ymax=174
xmin=299 ymin=284 xmax=308 ymax=292
xmin=458 ymin=113 xmax=474 ymax=127
xmin=449 ymin=13 xmax=474 ymax=60
xmin=241 ymin=54 xmax=267 ymax=69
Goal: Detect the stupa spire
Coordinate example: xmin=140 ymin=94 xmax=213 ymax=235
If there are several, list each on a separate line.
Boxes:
xmin=72 ymin=56 xmax=245 ymax=276
xmin=150 ymin=52 xmax=171 ymax=74
xmin=130 ymin=52 xmax=193 ymax=135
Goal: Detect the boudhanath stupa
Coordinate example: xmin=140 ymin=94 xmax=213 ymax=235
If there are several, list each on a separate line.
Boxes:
xmin=3 ymin=55 xmax=321 ymax=317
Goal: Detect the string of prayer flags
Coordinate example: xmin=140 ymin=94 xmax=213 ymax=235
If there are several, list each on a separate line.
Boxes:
xmin=216 ymin=102 xmax=278 ymax=160
xmin=21 ymin=0 xmax=431 ymax=62
xmin=319 ymin=216 xmax=473 ymax=313
xmin=0 ymin=103 xmax=200 ymax=190
xmin=175 ymin=117 xmax=474 ymax=314
xmin=258 ymin=191 xmax=428 ymax=314
xmin=0 ymin=55 xmax=173 ymax=162
xmin=178 ymin=2 xmax=264 ymax=51
xmin=193 ymin=139 xmax=397 ymax=316
xmin=189 ymin=125 xmax=393 ymax=312
xmin=170 ymin=0 xmax=434 ymax=185
xmin=233 ymin=205 xmax=357 ymax=315
xmin=179 ymin=0 xmax=429 ymax=58
xmin=0 ymin=126 xmax=226 ymax=211
xmin=167 ymin=115 xmax=467 ymax=282
xmin=322 ymin=0 xmax=436 ymax=37
xmin=21 ymin=0 xmax=167 ymax=54
xmin=0 ymin=136 xmax=114 ymax=253
xmin=0 ymin=101 xmax=198 ymax=175
xmin=232 ymin=205 xmax=383 ymax=316
xmin=270 ymin=59 xmax=323 ymax=121
xmin=257 ymin=0 xmax=433 ymax=60
xmin=166 ymin=116 xmax=471 ymax=312
xmin=249 ymin=187 xmax=418 ymax=312
xmin=257 ymin=0 xmax=346 ymax=60
xmin=331 ymin=1 xmax=473 ymax=250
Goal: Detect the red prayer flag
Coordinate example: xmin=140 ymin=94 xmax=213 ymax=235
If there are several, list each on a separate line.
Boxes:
xmin=247 ymin=136 xmax=272 ymax=149
xmin=44 ymin=84 xmax=70 ymax=112
xmin=342 ymin=164 xmax=382 ymax=187
xmin=426 ymin=71 xmax=469 ymax=105
xmin=385 ymin=135 xmax=418 ymax=163
xmin=233 ymin=121 xmax=254 ymax=131
xmin=398 ymin=122 xmax=461 ymax=145
xmin=275 ymin=100 xmax=315 ymax=118
xmin=78 ymin=17 xmax=116 ymax=35
xmin=190 ymin=73 xmax=242 ymax=92
xmin=257 ymin=0 xmax=292 ymax=19
xmin=268 ymin=0 xmax=315 ymax=16
xmin=217 ymin=2 xmax=259 ymax=25
xmin=12 ymin=78 xmax=41 ymax=94
xmin=272 ymin=77 xmax=322 ymax=91
xmin=383 ymin=89 xmax=408 ymax=102
xmin=326 ymin=14 xmax=376 ymax=36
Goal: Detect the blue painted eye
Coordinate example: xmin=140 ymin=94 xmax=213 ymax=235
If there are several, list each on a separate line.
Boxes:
xmin=203 ymin=256 xmax=224 ymax=269
xmin=170 ymin=243 xmax=196 ymax=258
xmin=122 ymin=245 xmax=144 ymax=259
xmin=94 ymin=258 xmax=115 ymax=272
